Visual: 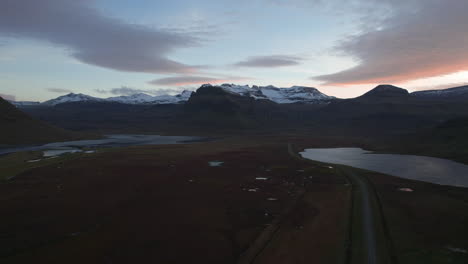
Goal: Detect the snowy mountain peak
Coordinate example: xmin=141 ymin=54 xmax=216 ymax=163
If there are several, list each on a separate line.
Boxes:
xmin=102 ymin=90 xmax=194 ymax=105
xmin=177 ymin=90 xmax=193 ymax=99
xmin=13 ymin=84 xmax=333 ymax=107
xmin=43 ymin=93 xmax=103 ymax=106
xmin=27 ymin=90 xmax=193 ymax=106
xmin=107 ymin=93 xmax=156 ymax=104
xmin=204 ymin=83 xmax=334 ymax=104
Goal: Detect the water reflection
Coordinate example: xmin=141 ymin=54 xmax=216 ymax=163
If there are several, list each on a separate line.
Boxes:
xmin=300 ymin=148 xmax=468 ymax=187
xmin=43 ymin=149 xmax=83 ymax=157
xmin=0 ymin=134 xmax=201 ymax=157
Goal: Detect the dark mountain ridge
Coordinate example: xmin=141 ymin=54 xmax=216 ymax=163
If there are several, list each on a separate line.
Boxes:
xmin=360 ymin=84 xmax=409 ymax=98
xmin=411 ymin=85 xmax=468 ymax=100
xmin=14 ymin=84 xmax=468 ymax=137
xmin=0 ymin=97 xmax=75 ymax=145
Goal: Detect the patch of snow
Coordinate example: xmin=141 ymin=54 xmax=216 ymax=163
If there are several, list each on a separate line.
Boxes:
xmin=43 ymin=93 xmax=104 ymax=106
xmin=107 ymin=93 xmax=156 ymax=104
xmin=213 ymin=83 xmax=334 ymax=104
xmin=105 ymin=91 xmax=193 ymax=105
xmin=219 ymin=84 xmax=251 ymax=95
xmin=27 ymin=159 xmax=42 ymax=163
xmin=40 ymin=91 xmax=193 ymax=106
xmin=267 ymin=198 xmax=278 ymax=201
xmin=255 ymin=177 xmax=268 ymax=180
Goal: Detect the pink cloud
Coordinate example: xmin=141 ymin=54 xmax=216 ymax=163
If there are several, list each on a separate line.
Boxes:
xmin=314 ymin=0 xmax=468 ymax=85
xmin=149 ymin=75 xmax=251 ymax=86
xmin=233 ymin=55 xmax=303 ymax=68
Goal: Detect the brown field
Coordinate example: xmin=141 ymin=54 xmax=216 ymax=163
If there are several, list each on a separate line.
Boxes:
xmin=0 ymin=138 xmax=350 ymax=264
xmin=363 ymin=171 xmax=468 ymax=264
xmin=1 ymin=136 xmax=468 ymax=264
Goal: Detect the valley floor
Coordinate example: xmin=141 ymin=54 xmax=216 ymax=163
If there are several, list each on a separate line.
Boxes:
xmin=1 ymin=136 xmax=467 ymax=263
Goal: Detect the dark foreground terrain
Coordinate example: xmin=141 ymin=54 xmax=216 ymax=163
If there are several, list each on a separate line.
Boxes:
xmin=2 ymin=85 xmax=468 ymax=263
xmin=0 ymin=138 xmax=349 ymax=263
xmin=1 ymin=137 xmax=468 ymax=264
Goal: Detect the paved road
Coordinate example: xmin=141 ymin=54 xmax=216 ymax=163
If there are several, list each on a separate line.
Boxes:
xmin=285 ymin=145 xmax=380 ymax=264
xmin=342 ymin=167 xmax=378 ymax=264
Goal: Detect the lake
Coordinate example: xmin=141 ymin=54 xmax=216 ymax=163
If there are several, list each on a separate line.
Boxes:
xmin=300 ymin=148 xmax=468 ymax=187
xmin=0 ymin=134 xmax=202 ymax=157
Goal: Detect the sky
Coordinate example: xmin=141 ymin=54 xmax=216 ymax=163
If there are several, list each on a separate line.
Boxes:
xmin=1 ymin=0 xmax=468 ymax=102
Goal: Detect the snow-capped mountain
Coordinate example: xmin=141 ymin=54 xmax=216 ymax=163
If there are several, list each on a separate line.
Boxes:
xmin=107 ymin=90 xmax=192 ymax=105
xmin=177 ymin=90 xmax=194 ymax=100
xmin=20 ymin=91 xmax=193 ymax=106
xmin=12 ymin=84 xmax=468 ymax=107
xmin=205 ymin=83 xmax=334 ymax=104
xmin=14 ymin=85 xmax=333 ymax=106
xmin=260 ymin=85 xmax=333 ymax=103
xmin=411 ymin=85 xmax=468 ymax=99
xmin=107 ymin=93 xmax=160 ymax=104
xmin=43 ymin=93 xmax=104 ymax=106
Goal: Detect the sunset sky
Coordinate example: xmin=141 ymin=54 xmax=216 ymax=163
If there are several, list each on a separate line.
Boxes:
xmin=1 ymin=0 xmax=468 ymax=101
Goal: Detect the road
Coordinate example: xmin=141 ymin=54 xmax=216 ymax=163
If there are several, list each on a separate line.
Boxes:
xmin=288 ymin=143 xmax=379 ymax=263
xmin=342 ymin=167 xmax=378 ymax=264
xmin=247 ymin=144 xmax=383 ymax=264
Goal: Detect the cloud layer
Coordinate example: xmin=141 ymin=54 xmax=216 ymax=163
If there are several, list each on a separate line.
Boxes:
xmin=314 ymin=0 xmax=468 ymax=85
xmin=0 ymin=0 xmax=197 ymax=74
xmin=233 ymin=55 xmax=303 ymax=68
xmin=47 ymin=88 xmax=73 ymax=93
xmin=96 ymin=86 xmax=184 ymax=96
xmin=149 ymin=75 xmax=250 ymax=86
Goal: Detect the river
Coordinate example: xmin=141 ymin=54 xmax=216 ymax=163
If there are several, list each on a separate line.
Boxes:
xmin=0 ymin=134 xmax=202 ymax=157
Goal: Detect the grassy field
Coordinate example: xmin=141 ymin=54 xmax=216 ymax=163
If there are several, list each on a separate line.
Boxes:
xmin=0 ymin=151 xmax=97 ymax=181
xmin=0 ymin=139 xmax=351 ymax=264
xmin=1 ymin=136 xmax=468 ymax=263
xmin=248 ymin=154 xmax=350 ymax=264
xmin=365 ymin=171 xmax=468 ymax=264
xmin=292 ymin=138 xmax=468 ymax=264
